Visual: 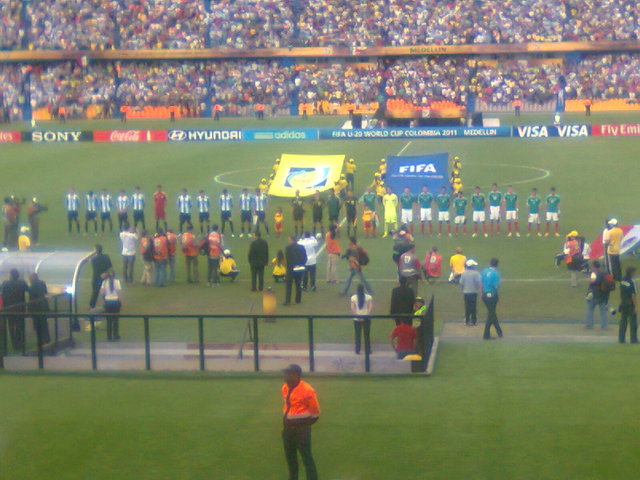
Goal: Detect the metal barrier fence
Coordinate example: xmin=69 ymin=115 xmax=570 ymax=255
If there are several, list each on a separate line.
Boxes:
xmin=0 ymin=312 xmax=435 ymax=374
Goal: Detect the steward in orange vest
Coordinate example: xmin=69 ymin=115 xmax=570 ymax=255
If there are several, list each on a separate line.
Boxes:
xmin=281 ymin=364 xmax=320 ymax=480
xmin=180 ymin=225 xmax=200 ymax=283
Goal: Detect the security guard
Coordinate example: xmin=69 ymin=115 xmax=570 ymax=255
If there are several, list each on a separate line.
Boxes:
xmin=281 ymin=364 xmax=320 ymax=480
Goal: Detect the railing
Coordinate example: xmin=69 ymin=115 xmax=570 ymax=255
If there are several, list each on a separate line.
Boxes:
xmin=0 ymin=293 xmax=73 ymax=369
xmin=0 ymin=313 xmax=435 ymax=374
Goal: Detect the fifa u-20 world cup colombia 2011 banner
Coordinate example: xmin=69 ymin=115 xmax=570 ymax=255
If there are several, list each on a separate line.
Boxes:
xmin=268 ymin=154 xmax=346 ymax=197
xmin=386 ymin=153 xmax=449 ymax=195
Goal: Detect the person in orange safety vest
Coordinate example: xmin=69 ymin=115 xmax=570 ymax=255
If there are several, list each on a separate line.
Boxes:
xmin=281 ymin=364 xmax=320 ymax=480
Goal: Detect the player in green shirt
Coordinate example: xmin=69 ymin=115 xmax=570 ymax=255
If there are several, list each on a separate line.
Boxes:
xmin=545 ymin=187 xmax=561 ymax=237
xmin=526 ymin=187 xmax=542 ymax=236
xmin=453 ymin=192 xmax=468 ymax=236
xmin=417 ymin=186 xmax=434 ymax=235
xmin=488 ymin=183 xmax=502 ymax=236
xmin=362 ymin=187 xmax=378 ymax=236
xmin=399 ymin=187 xmax=416 ymax=235
xmin=502 ymin=185 xmax=520 ymax=237
xmin=327 ymin=189 xmax=341 ymax=226
xmin=470 ymin=186 xmax=487 ymax=237
xmin=436 ymin=186 xmax=451 ymax=236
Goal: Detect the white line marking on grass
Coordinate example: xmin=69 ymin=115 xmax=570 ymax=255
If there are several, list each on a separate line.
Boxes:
xmin=397 ymin=140 xmax=413 ymax=155
xmin=214 ymin=167 xmax=270 ymax=189
xmin=477 ymin=164 xmax=551 ymax=189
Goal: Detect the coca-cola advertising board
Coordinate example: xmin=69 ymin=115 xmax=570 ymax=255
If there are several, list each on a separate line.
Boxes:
xmin=0 ymin=131 xmax=22 ymax=143
xmin=93 ymin=130 xmax=168 ymax=142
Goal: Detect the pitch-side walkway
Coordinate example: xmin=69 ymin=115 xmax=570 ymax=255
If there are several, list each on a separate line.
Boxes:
xmin=3 ymin=339 xmax=439 ymax=375
xmin=442 ymin=321 xmax=618 ymax=343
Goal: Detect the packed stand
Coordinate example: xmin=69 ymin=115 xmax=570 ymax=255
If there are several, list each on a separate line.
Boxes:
xmin=117 ymin=0 xmax=209 ymax=49
xmin=296 ymin=63 xmax=383 ymax=107
xmin=29 ymin=62 xmax=115 ymax=117
xmin=473 ymin=61 xmax=563 ymax=105
xmin=385 ymin=57 xmax=473 ymax=105
xmin=209 ymin=0 xmax=294 ymax=48
xmin=0 ymin=64 xmax=25 ymax=121
xmin=116 ymin=61 xmax=208 ymax=108
xmin=0 ymin=0 xmax=23 ymax=50
xmin=26 ymin=0 xmax=118 ymax=50
xmin=563 ymin=54 xmax=640 ymax=100
xmin=296 ymin=0 xmax=385 ymax=47
xmin=210 ymin=60 xmax=293 ymax=115
xmin=564 ymin=0 xmax=639 ymax=41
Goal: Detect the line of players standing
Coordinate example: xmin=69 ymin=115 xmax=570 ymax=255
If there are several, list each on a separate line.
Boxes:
xmin=378 ymin=184 xmax=562 ymax=238
xmin=64 ymin=185 xmax=271 ymax=238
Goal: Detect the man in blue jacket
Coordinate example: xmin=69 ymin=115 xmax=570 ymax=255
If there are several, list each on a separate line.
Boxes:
xmin=482 ymin=258 xmax=503 ymax=339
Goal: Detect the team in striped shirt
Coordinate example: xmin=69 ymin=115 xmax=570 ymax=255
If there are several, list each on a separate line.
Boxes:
xmin=64 ymin=187 xmax=270 ymax=237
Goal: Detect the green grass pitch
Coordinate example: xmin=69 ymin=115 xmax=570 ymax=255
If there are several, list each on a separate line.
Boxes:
xmin=1 ymin=112 xmax=640 ymax=479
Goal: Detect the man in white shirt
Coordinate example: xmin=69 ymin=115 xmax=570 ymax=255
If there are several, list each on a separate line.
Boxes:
xmin=298 ymin=231 xmax=319 ymax=292
xmin=120 ymin=226 xmax=138 ymax=283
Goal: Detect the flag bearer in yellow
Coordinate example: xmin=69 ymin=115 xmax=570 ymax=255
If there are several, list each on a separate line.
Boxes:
xmin=378 ymin=158 xmax=387 ymax=180
xmin=344 ymin=158 xmax=356 ymax=189
xmin=258 ymin=178 xmax=269 ymax=194
xmin=18 ymin=226 xmax=31 ymax=251
xmin=334 ymin=174 xmax=349 ymax=200
xmin=452 ymin=155 xmax=462 ymax=172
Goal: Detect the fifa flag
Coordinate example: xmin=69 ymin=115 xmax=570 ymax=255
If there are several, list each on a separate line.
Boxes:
xmin=386 ymin=153 xmax=449 ymax=195
xmin=269 ymin=154 xmax=346 ymax=197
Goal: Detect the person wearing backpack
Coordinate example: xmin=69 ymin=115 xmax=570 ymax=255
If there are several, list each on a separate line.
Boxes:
xmin=341 ymin=237 xmax=372 ymax=296
xmin=585 ymin=260 xmax=611 ymax=330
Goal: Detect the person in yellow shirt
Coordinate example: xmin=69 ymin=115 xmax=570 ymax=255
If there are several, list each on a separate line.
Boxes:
xmin=604 ymin=218 xmax=623 ymax=281
xmin=452 ymin=156 xmax=462 ymax=172
xmin=344 ymin=158 xmax=356 ymax=189
xmin=219 ymin=249 xmax=239 ymax=281
xmin=274 ymin=207 xmax=284 ymax=238
xmin=335 ymin=174 xmax=349 ymax=199
xmin=379 ymin=158 xmax=387 ymax=180
xmin=362 ymin=206 xmax=374 ymax=238
xmin=18 ymin=226 xmax=31 ymax=251
xmin=271 ymin=249 xmax=286 ymax=283
xmin=382 ymin=187 xmax=398 ymax=238
xmin=449 ymin=247 xmax=467 ymax=284
xmin=258 ymin=178 xmax=269 ymax=194
xmin=375 ymin=180 xmax=386 ymax=203
xmin=452 ymin=178 xmax=464 ymax=194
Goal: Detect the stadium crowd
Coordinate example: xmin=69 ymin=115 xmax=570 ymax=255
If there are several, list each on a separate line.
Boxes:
xmin=2 ymin=53 xmax=640 ymax=120
xmin=0 ymin=0 xmax=637 ymax=51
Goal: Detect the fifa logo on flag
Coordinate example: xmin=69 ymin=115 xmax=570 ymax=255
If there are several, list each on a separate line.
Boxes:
xmin=399 ymin=163 xmax=437 ymax=174
xmin=284 ymin=167 xmax=331 ymax=189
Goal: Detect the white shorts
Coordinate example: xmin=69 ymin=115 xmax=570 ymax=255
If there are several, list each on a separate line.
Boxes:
xmin=489 ymin=206 xmax=501 ymax=221
xmin=401 ymin=209 xmax=413 ymax=224
xmin=420 ymin=208 xmax=432 ymax=222
xmin=546 ymin=212 xmax=559 ymax=222
xmin=454 ymin=215 xmax=466 ymax=225
xmin=472 ymin=211 xmax=486 ymax=223
xmin=438 ymin=211 xmax=450 ymax=222
xmin=528 ymin=213 xmax=540 ymax=224
xmin=505 ymin=209 xmax=518 ymax=221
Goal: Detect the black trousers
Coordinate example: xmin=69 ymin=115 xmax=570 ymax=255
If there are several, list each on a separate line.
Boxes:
xmin=89 ymin=277 xmax=102 ymax=309
xmin=133 ymin=210 xmax=145 ymax=230
xmin=282 ymin=424 xmax=318 ymax=480
xmin=118 ymin=213 xmax=128 ymax=231
xmin=32 ymin=314 xmax=51 ymax=345
xmin=354 ymin=318 xmax=371 ymax=354
xmin=250 ymin=265 xmax=265 ymax=291
xmin=105 ymin=300 xmax=121 ymax=340
xmin=619 ymin=306 xmax=638 ymax=343
xmin=7 ymin=313 xmax=25 ymax=350
xmin=285 ymin=271 xmax=303 ymax=304
xmin=303 ymin=265 xmax=316 ymax=290
xmin=482 ymin=293 xmax=502 ymax=339
xmin=464 ymin=293 xmax=478 ymax=325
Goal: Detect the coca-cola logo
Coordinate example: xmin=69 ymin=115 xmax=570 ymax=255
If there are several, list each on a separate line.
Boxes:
xmin=0 ymin=131 xmax=20 ymax=143
xmin=110 ymin=130 xmax=142 ymax=142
